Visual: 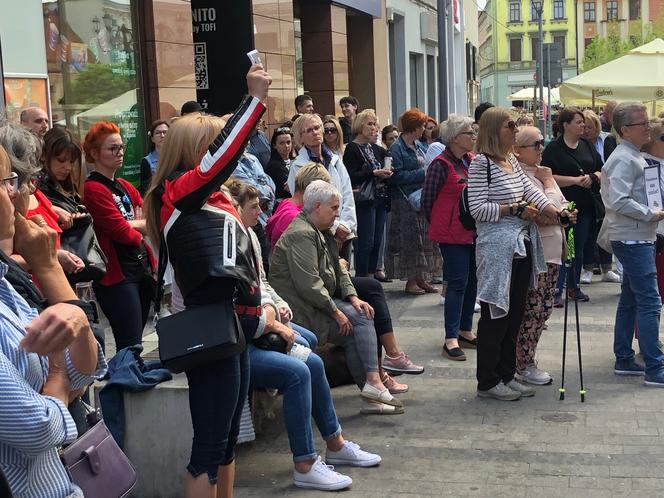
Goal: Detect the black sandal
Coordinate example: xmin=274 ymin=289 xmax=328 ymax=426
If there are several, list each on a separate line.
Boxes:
xmin=458 ymin=335 xmax=477 ymax=349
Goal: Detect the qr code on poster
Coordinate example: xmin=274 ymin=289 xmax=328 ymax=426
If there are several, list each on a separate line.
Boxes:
xmin=194 ymin=42 xmax=209 ymax=90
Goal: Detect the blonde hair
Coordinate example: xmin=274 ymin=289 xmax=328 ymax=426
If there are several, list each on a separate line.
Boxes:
xmin=582 ymin=109 xmax=601 ymax=132
xmin=351 ymin=109 xmax=378 ymax=136
xmin=322 ymin=115 xmax=344 ymax=154
xmin=475 ymin=106 xmax=513 ymax=158
xmin=644 ymin=118 xmax=664 ymax=154
xmin=291 ymin=113 xmax=323 ymax=149
xmin=294 ymin=161 xmax=332 ymax=193
xmin=144 ymin=114 xmax=226 ymax=247
xmin=515 ymin=125 xmax=542 ymax=148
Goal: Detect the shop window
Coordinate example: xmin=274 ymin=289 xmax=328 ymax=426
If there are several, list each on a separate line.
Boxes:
xmin=584 ymin=2 xmax=596 ymax=22
xmin=42 ymin=0 xmax=145 ymax=184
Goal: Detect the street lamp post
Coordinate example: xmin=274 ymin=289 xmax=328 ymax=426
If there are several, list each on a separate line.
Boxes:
xmin=437 ymin=0 xmax=449 ymax=121
xmin=534 ymin=0 xmax=545 ymax=136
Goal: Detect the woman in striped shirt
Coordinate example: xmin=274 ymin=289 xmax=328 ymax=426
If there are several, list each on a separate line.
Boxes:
xmin=467 ymin=107 xmax=559 ymax=401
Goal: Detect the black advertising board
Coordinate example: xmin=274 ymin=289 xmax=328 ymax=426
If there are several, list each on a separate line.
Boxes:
xmin=190 ymin=0 xmax=253 ymax=115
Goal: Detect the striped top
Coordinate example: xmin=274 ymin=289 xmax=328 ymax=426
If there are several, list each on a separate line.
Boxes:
xmin=468 ymin=153 xmax=551 ymax=222
xmin=0 ymin=262 xmax=106 ymax=498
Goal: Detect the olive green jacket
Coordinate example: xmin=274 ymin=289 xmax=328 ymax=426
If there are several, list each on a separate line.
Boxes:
xmin=268 ymin=212 xmax=356 ymax=344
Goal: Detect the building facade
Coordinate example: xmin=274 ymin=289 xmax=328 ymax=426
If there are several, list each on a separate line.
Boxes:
xmin=479 ymin=0 xmax=578 ymax=107
xmin=575 ymin=0 xmax=662 ymax=69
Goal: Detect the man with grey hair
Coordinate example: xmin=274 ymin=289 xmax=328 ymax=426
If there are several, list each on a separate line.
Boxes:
xmin=19 ymin=107 xmax=49 ymax=138
xmin=270 ymin=180 xmax=405 ymax=413
xmin=601 ymin=100 xmax=617 ymax=133
xmin=599 ymin=102 xmax=664 ymax=386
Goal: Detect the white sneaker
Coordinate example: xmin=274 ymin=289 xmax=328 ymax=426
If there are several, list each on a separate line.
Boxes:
xmin=517 ymin=364 xmax=553 ymax=385
xmin=293 ymin=456 xmax=352 ymax=491
xmin=580 ymin=269 xmax=593 ymax=284
xmin=602 ymin=270 xmax=622 ymax=283
xmin=326 ymin=440 xmax=382 ymax=467
xmin=477 ymin=381 xmax=521 ymax=400
xmin=439 ymin=295 xmax=445 ymax=306
xmin=474 ymin=302 xmax=481 ymax=313
xmin=506 ymin=379 xmax=536 ymax=397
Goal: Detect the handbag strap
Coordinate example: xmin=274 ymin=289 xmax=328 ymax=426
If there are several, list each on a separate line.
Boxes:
xmin=153 ymin=232 xmax=169 ymax=315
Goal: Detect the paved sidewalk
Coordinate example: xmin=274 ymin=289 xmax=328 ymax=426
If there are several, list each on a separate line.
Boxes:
xmin=233 ymin=278 xmax=664 ymax=497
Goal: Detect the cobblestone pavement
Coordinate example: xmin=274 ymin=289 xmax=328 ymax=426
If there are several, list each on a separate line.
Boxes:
xmin=232 ymin=278 xmax=664 ymax=497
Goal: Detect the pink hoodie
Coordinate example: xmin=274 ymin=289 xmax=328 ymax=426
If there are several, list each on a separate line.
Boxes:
xmin=265 ymin=199 xmax=303 ymax=249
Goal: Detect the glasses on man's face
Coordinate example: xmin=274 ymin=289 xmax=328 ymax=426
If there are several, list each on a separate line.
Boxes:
xmin=624 ymin=121 xmax=651 ymax=129
xmin=153 ymin=130 xmax=168 ymax=137
xmin=504 ymin=121 xmax=517 ymax=131
xmin=1 ymin=172 xmax=19 ymax=197
xmin=304 ymin=124 xmax=322 ymax=135
xmin=323 ymin=128 xmax=337 ymax=135
xmin=104 ymin=144 xmax=125 ymax=156
xmin=522 ymin=139 xmax=545 ymax=149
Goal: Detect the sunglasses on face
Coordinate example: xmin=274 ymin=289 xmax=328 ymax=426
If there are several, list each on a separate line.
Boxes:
xmin=324 ymin=128 xmax=337 ymax=135
xmin=522 ymin=139 xmax=545 ymax=149
xmin=1 ymin=172 xmax=19 ymax=197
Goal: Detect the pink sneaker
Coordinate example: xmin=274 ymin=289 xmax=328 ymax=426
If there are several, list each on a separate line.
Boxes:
xmin=382 ymin=352 xmax=425 ymax=375
xmin=382 ymin=373 xmax=409 ymax=394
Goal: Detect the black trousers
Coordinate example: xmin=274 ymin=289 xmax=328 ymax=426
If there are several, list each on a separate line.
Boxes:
xmin=476 ymin=242 xmax=532 ymax=391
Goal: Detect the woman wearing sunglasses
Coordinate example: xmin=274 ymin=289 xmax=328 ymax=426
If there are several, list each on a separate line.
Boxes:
xmin=514 ymin=126 xmax=576 ymax=386
xmin=641 ymin=118 xmax=664 ymax=298
xmin=322 ymin=116 xmax=345 ymax=156
xmin=541 ymin=107 xmax=603 ymax=306
xmin=467 ymin=108 xmax=560 ymax=401
xmin=83 ymin=121 xmax=155 ymax=353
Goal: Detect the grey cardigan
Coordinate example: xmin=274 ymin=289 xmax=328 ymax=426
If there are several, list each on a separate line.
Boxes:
xmin=598 ymin=140 xmax=660 ymax=250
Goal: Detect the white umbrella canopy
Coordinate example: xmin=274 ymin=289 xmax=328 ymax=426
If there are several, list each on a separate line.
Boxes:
xmin=560 ymin=38 xmax=664 ymax=112
xmin=507 ymin=87 xmax=560 ymax=105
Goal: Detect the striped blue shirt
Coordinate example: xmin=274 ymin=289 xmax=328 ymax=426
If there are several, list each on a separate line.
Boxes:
xmin=0 ymin=263 xmax=107 ymax=498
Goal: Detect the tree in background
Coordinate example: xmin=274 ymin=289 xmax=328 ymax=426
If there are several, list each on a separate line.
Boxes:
xmin=582 ymin=15 xmax=664 ymax=71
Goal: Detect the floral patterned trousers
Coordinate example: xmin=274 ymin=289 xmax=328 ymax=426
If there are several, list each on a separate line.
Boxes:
xmin=516 ymin=263 xmax=560 ymax=371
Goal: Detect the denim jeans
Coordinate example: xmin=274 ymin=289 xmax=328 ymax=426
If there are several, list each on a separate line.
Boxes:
xmin=439 ymin=244 xmax=477 ymax=339
xmin=611 ymin=241 xmax=664 ymax=377
xmin=249 ymin=331 xmax=341 ymax=461
xmin=556 ymin=209 xmax=594 ymax=292
xmin=354 ymin=203 xmax=388 ymax=276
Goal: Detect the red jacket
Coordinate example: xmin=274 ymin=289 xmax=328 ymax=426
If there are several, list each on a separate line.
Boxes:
xmin=428 ymin=149 xmax=475 ymax=245
xmin=83 ymin=175 xmax=154 ymax=286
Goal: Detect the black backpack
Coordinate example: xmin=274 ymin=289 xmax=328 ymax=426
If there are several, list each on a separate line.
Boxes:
xmin=457 ymin=154 xmax=491 ymax=231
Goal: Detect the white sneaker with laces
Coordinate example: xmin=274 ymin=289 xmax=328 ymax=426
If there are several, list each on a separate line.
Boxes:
xmin=506 ymin=379 xmax=536 ymax=397
xmin=293 ymin=456 xmax=352 ymax=491
xmin=326 ymin=440 xmax=382 ymax=467
xmin=580 ymin=269 xmax=593 ymax=284
xmin=602 ymin=270 xmax=622 ymax=283
xmin=517 ymin=364 xmax=553 ymax=385
xmin=474 ymin=302 xmax=481 ymax=313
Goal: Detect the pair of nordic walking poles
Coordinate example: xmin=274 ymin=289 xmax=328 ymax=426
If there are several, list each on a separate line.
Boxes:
xmin=559 ymin=201 xmax=586 ymax=402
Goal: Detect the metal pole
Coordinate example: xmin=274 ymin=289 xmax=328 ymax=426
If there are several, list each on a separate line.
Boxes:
xmin=547 ymin=45 xmax=552 ymax=139
xmin=537 ymin=1 xmax=545 ymax=136
xmin=0 ymin=33 xmax=5 ymax=119
xmin=574 ymin=0 xmax=580 ymax=74
xmin=437 ymin=0 xmax=449 ymax=120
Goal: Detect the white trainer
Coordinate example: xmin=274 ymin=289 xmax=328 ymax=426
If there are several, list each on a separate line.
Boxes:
xmin=474 ymin=302 xmax=481 ymax=313
xmin=293 ymin=456 xmax=352 ymax=491
xmin=602 ymin=270 xmax=622 ymax=283
xmin=580 ymin=269 xmax=593 ymax=284
xmin=506 ymin=379 xmax=536 ymax=397
xmin=517 ymin=364 xmax=553 ymax=385
xmin=439 ymin=295 xmax=445 ymax=306
xmin=326 ymin=440 xmax=382 ymax=467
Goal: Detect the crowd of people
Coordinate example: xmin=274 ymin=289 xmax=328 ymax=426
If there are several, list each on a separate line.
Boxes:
xmin=3 ymin=57 xmax=664 ymax=498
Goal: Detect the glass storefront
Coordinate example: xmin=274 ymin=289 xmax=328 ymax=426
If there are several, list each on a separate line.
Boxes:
xmin=42 ymin=0 xmax=145 ymax=184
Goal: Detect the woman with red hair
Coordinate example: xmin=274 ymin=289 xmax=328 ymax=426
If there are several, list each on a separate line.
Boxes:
xmin=386 ymin=108 xmax=439 ymax=295
xmin=83 ymin=121 xmax=155 ymax=353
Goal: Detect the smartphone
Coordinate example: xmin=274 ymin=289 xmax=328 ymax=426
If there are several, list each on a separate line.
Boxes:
xmin=247 ymin=50 xmax=263 ymax=67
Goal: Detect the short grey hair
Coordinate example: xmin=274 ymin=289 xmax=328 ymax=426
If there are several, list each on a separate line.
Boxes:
xmin=0 ymin=121 xmax=41 ymax=188
xmin=439 ymin=114 xmax=475 ymax=146
xmin=613 ymin=102 xmax=647 ymax=137
xmin=302 ymin=180 xmax=340 ymax=214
